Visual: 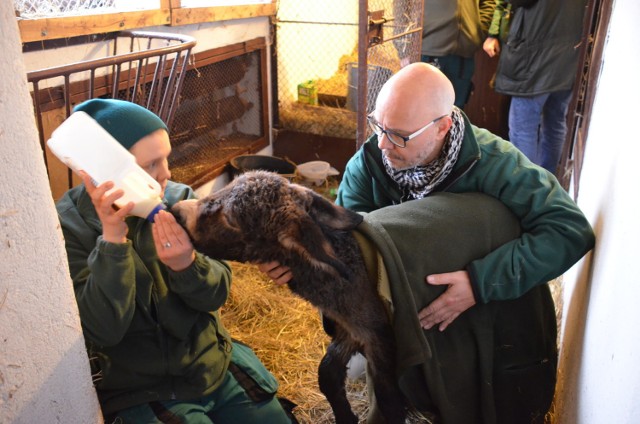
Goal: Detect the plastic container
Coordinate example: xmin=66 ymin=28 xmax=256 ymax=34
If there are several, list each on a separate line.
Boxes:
xmin=297 ymin=80 xmax=318 ymax=105
xmin=297 ymin=160 xmax=340 ymax=186
xmin=229 ymin=155 xmax=297 ymax=178
xmin=47 ymin=111 xmax=166 ymax=222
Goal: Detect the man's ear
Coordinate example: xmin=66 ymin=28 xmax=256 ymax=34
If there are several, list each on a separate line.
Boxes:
xmin=306 ymin=189 xmax=363 ymax=231
xmin=436 ymin=115 xmax=453 ymax=139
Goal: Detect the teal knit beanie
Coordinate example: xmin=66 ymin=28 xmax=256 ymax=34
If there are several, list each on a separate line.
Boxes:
xmin=73 ymin=99 xmax=168 ymax=150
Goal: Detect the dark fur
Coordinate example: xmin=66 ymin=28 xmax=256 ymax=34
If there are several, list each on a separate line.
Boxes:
xmin=173 ymin=171 xmax=406 ymax=423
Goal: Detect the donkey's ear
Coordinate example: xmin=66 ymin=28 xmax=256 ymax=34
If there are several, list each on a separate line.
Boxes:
xmin=278 ymin=185 xmax=359 ymax=281
xmin=279 ymin=215 xmax=353 ymax=281
xmin=303 ymin=188 xmax=363 ymax=230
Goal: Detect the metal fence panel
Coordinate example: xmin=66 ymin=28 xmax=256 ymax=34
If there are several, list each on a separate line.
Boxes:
xmin=274 ymin=0 xmax=423 ymax=145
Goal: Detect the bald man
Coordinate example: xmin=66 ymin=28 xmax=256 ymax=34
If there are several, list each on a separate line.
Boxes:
xmin=338 ymin=62 xmax=592 ymax=329
xmin=335 ymin=63 xmax=593 ymax=422
xmin=261 ymin=63 xmax=594 ymax=422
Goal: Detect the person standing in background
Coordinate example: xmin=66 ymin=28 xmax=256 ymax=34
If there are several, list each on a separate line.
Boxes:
xmin=483 ymin=0 xmax=587 ymax=173
xmin=421 ymin=0 xmax=497 ymax=108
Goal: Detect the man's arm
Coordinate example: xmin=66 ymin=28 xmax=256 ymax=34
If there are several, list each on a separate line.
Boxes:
xmin=336 ymin=148 xmax=378 ymax=212
xmin=449 ymin=134 xmax=595 ymax=304
xmin=419 ymin=135 xmax=594 ymax=330
xmin=479 ymin=0 xmax=499 ymax=34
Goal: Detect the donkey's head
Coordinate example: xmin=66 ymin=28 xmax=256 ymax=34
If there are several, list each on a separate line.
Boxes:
xmin=172 ymin=171 xmax=363 ymax=279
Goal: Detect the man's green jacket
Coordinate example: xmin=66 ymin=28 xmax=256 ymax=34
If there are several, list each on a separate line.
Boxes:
xmin=337 ymin=111 xmax=595 ymax=303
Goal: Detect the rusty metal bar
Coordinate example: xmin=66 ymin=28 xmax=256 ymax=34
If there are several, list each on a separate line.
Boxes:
xmin=30 ymin=81 xmax=47 ymax=172
xmin=357 ymin=0 xmax=368 ymax=149
xmin=26 ymin=30 xmax=196 ymax=193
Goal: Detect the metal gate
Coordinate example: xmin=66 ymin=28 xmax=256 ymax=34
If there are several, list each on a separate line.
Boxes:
xmin=273 ymin=0 xmax=424 ymax=148
xmin=358 ymin=0 xmax=424 ymax=146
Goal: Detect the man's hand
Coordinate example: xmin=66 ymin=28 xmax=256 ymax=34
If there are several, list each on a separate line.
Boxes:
xmin=418 ymin=270 xmax=476 ymax=331
xmin=483 ymin=37 xmax=501 ymax=58
xmin=256 ymin=261 xmax=292 ymax=286
xmin=152 ymin=210 xmax=196 ymax=272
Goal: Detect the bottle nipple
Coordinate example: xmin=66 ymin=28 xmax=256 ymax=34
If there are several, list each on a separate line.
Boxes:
xmin=147 ymin=203 xmax=167 ymax=223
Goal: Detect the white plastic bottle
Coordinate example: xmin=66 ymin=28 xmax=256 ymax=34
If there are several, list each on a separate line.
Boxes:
xmin=47 ymin=111 xmax=166 ymax=222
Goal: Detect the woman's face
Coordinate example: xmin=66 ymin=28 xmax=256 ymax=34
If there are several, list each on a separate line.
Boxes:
xmin=129 ymin=129 xmax=172 ymax=198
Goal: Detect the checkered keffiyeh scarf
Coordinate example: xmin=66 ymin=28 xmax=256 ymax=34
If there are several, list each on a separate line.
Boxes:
xmin=383 ymin=107 xmax=464 ymax=201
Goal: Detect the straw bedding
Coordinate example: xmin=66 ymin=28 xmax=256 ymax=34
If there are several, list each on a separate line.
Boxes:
xmin=221 ymin=261 xmax=374 ymax=423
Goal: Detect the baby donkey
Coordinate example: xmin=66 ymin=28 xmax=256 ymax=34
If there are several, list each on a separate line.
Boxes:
xmin=173 ymin=171 xmax=407 ymax=424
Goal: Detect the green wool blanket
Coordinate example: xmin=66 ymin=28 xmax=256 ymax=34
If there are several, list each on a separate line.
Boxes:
xmin=354 ymin=192 xmax=557 ymax=424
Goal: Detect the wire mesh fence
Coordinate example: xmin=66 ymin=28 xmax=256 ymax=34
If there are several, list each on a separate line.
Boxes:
xmin=274 ymin=0 xmax=423 ymax=143
xmin=14 ymin=0 xmax=157 ymax=18
xmin=274 ymin=1 xmax=359 ymax=140
xmin=169 ymin=48 xmax=268 ymax=188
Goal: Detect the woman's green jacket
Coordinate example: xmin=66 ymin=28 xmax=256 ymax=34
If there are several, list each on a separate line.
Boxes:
xmin=56 ymin=181 xmax=234 ymax=414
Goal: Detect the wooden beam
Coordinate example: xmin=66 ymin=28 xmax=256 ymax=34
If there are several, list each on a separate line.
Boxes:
xmin=171 ymin=3 xmax=276 ymax=26
xmin=18 ymin=1 xmax=277 ymax=43
xmin=18 ymin=10 xmax=171 ymax=43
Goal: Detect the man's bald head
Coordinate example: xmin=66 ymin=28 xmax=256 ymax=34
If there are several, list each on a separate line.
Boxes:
xmin=375 ymin=63 xmax=455 ymax=126
xmin=371 ymin=63 xmax=456 ymax=169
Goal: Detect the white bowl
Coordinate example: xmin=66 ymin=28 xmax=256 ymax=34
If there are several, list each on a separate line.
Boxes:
xmin=297 ymin=161 xmax=339 ymax=185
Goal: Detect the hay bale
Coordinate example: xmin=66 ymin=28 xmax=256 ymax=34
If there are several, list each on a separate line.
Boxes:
xmin=278 ymin=103 xmax=357 ymax=139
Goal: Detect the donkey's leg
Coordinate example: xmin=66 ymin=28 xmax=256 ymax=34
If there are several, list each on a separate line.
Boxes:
xmin=361 ymin=323 xmax=407 ymax=424
xmin=318 ymin=330 xmax=360 ymax=424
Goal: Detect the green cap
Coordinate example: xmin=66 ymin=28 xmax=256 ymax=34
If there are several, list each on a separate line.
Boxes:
xmin=73 ymin=99 xmax=168 ymax=150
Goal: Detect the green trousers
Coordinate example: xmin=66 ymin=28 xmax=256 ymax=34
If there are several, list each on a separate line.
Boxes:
xmin=105 ymin=342 xmax=292 ymax=424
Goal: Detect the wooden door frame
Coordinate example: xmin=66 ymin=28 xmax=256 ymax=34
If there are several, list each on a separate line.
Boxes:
xmin=559 ymin=0 xmax=614 ymax=199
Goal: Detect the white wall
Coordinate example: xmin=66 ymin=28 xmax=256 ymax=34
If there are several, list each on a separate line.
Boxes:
xmin=21 ymin=17 xmax=272 ymax=72
xmin=0 ymin=3 xmax=102 ymax=423
xmin=276 ymin=0 xmax=359 ymax=103
xmin=555 ymin=0 xmax=640 ymax=422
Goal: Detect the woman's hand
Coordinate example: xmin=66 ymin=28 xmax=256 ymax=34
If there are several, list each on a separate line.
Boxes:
xmin=152 ymin=210 xmax=196 ymax=272
xmin=80 ymin=171 xmax=132 ymax=243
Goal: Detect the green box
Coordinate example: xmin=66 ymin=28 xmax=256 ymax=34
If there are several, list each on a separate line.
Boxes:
xmin=297 ymin=80 xmax=318 ymax=106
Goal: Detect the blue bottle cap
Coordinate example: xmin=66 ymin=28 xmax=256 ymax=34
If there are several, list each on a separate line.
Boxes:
xmin=146 ymin=203 xmax=167 ymax=223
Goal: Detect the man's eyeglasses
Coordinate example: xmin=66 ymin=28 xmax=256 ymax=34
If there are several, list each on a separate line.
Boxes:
xmin=367 ymin=113 xmax=448 ymax=148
